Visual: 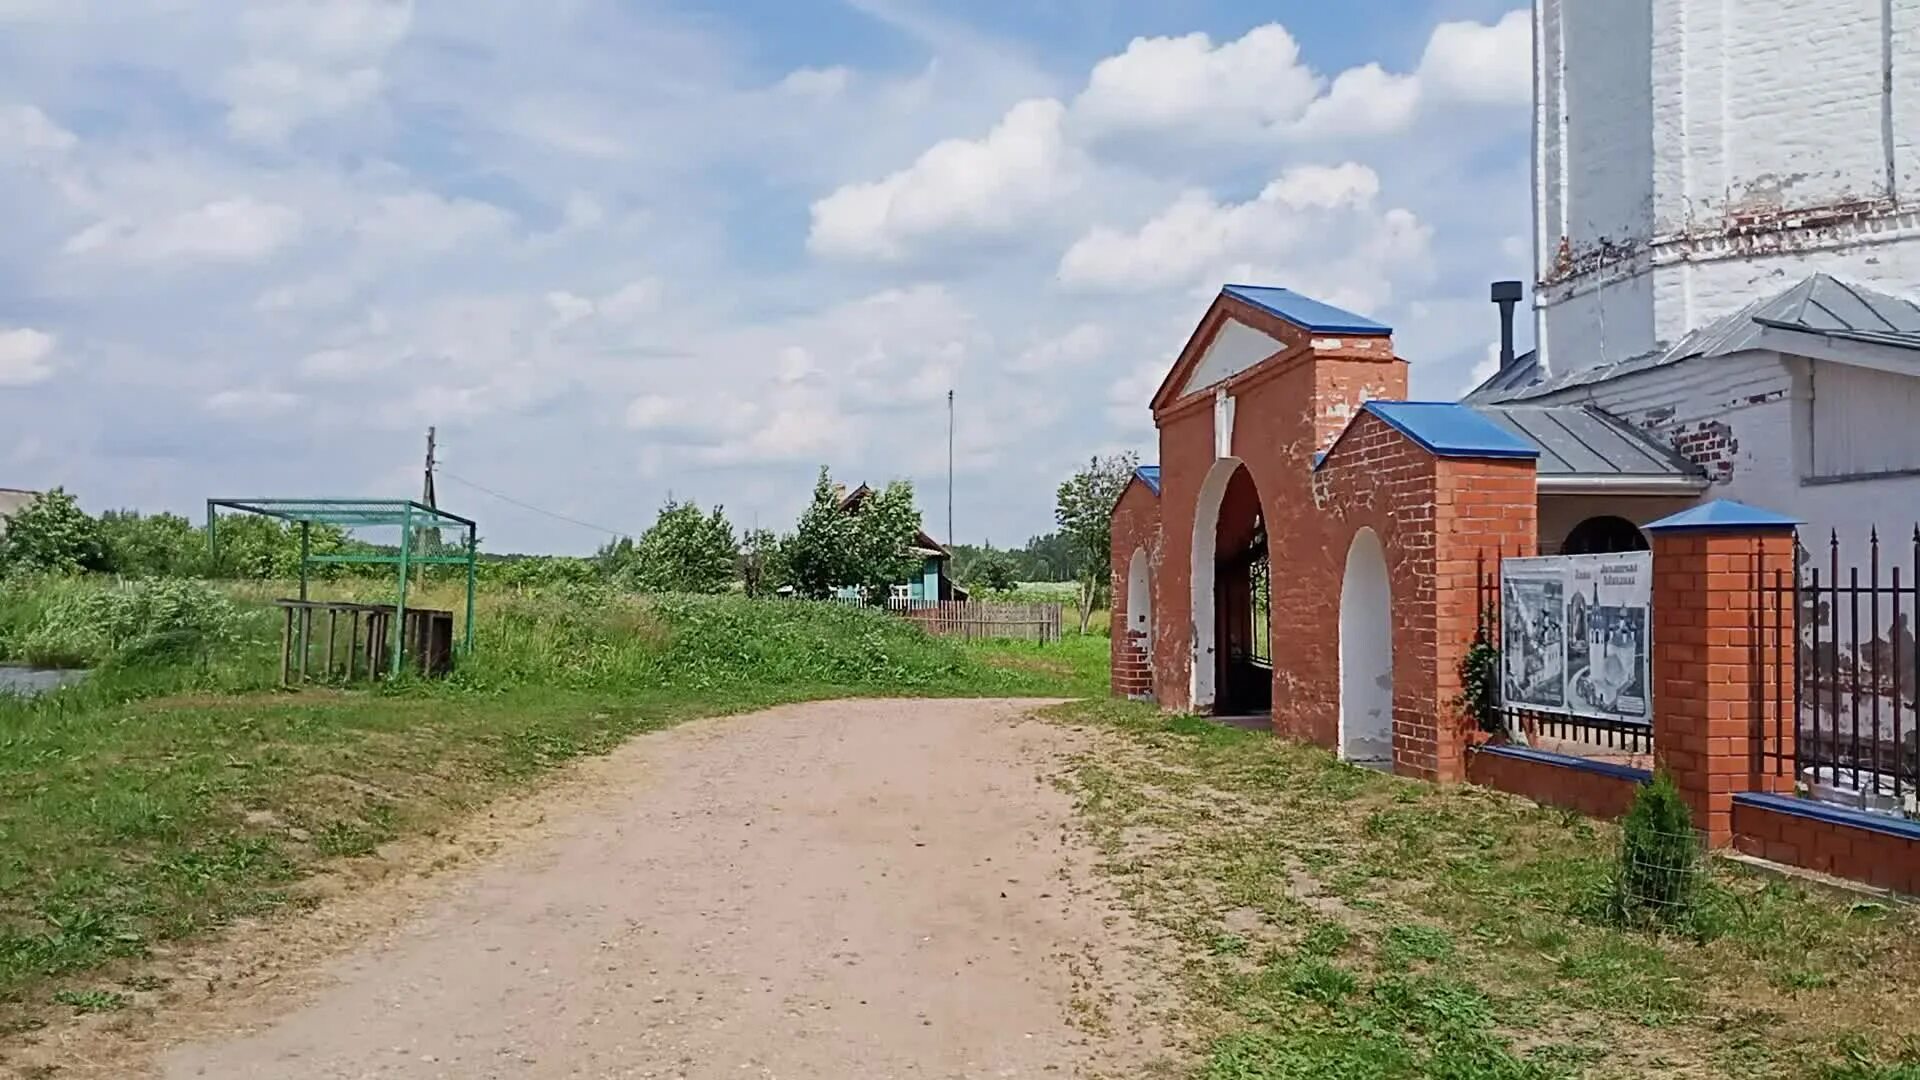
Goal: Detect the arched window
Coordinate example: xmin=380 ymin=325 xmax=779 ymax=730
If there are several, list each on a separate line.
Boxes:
xmin=1561 ymin=515 xmax=1650 ymax=555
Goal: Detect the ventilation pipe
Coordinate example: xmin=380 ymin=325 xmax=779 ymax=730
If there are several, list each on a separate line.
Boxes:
xmin=1491 ymin=280 xmax=1523 ymax=370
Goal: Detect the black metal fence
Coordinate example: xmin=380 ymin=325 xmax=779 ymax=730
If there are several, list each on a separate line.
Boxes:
xmin=1756 ymin=529 xmax=1920 ymax=813
xmin=1476 ymin=552 xmax=1654 ymax=757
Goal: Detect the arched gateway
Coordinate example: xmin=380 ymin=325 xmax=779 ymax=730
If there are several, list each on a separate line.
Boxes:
xmin=1108 ymin=284 xmax=1545 ymax=781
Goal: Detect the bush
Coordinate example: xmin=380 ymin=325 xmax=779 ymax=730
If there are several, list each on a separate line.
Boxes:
xmin=18 ymin=579 xmax=245 ymax=668
xmin=0 ymin=489 xmax=109 ymax=576
xmin=1613 ymin=771 xmax=1701 ymax=926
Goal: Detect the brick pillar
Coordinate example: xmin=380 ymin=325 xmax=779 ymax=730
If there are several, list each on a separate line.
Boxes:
xmin=1647 ymin=501 xmax=1800 ymax=847
xmin=1114 ymin=632 xmax=1153 ymax=699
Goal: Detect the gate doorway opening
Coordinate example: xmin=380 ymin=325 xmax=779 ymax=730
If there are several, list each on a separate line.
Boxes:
xmin=1192 ymin=460 xmax=1271 ymax=717
xmin=1339 ymin=527 xmax=1393 ymax=768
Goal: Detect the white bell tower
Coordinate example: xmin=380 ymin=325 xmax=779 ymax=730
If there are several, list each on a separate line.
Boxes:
xmin=1534 ymin=0 xmax=1920 ymax=373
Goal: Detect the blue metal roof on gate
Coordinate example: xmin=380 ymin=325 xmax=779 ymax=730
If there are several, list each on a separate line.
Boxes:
xmin=1359 ymin=401 xmax=1540 ymax=460
xmin=1221 ymin=285 xmax=1392 ymax=335
xmin=1134 ymin=465 xmax=1161 ymax=495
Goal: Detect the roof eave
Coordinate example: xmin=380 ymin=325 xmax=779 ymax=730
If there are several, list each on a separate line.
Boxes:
xmin=1535 ymin=475 xmax=1712 ymax=497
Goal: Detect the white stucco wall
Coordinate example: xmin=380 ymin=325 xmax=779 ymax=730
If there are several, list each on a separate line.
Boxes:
xmin=1529 ymin=351 xmax=1920 ymax=562
xmin=1535 ymin=0 xmax=1920 ymax=372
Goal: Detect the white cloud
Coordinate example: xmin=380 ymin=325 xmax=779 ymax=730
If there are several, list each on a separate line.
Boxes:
xmin=1068 ymin=13 xmax=1528 ymax=144
xmin=1073 ymin=25 xmax=1322 ymax=140
xmin=1057 ymin=163 xmax=1426 ymax=297
xmin=64 ymin=197 xmax=304 ymax=264
xmin=808 ymin=98 xmax=1078 ymax=260
xmin=777 ymin=66 xmax=852 ymax=99
xmin=222 ymin=60 xmax=384 ymax=142
xmin=353 ymin=191 xmax=513 ymax=253
xmin=299 ymin=346 xmax=391 ymax=381
xmin=221 ymin=0 xmax=414 ymax=142
xmin=1296 ymin=64 xmax=1422 ymax=138
xmin=1419 ymin=10 xmax=1532 ymax=106
xmin=547 ymin=290 xmax=595 ymax=327
xmin=0 ymin=103 xmax=76 ymax=159
xmin=204 ymin=387 xmax=300 ymax=417
xmin=1008 ymin=323 xmax=1107 ymax=373
xmin=0 ymin=328 xmax=56 ymax=386
xmin=1464 ymin=342 xmax=1501 ymax=393
xmin=505 ymin=97 xmax=631 ymax=159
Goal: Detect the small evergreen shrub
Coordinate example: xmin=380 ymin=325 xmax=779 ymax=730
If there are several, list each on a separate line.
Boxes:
xmin=1613 ymin=771 xmax=1701 ymax=926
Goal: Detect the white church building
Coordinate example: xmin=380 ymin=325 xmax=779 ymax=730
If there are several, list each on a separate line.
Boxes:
xmin=1467 ymin=0 xmax=1920 ymax=559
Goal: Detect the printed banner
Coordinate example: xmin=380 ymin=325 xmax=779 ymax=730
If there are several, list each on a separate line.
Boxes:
xmin=1500 ymin=552 xmax=1652 ymax=724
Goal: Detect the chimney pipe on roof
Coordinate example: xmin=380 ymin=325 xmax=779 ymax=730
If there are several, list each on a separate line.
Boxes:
xmin=1490 ymin=280 xmax=1523 ymax=371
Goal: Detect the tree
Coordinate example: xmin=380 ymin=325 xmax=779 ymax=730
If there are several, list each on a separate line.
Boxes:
xmin=0 ymin=489 xmax=109 ymax=575
xmin=595 ymin=535 xmax=640 ymax=579
xmin=843 ymin=480 xmax=925 ymax=601
xmin=967 ymin=549 xmax=1018 ymax=592
xmin=628 ymin=499 xmax=739 ymax=594
xmin=1055 ymin=453 xmax=1139 ymax=633
xmin=739 ymin=527 xmax=781 ymax=598
xmin=99 ymin=510 xmax=206 ymax=577
xmin=779 ymin=468 xmax=925 ymax=602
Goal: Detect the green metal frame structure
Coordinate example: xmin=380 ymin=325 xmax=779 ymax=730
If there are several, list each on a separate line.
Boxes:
xmin=206 ymin=498 xmax=479 ymax=677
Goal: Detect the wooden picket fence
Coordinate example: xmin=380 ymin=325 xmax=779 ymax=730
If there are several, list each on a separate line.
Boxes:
xmin=887 ymin=599 xmax=1064 ymax=643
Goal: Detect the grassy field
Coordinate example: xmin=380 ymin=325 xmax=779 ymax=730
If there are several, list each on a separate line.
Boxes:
xmin=0 ymin=577 xmax=1107 ymax=1027
xmin=1046 ymin=699 xmax=1920 ymax=1079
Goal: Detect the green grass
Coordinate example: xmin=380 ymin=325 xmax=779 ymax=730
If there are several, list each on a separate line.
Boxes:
xmin=0 ymin=579 xmax=1103 ymax=1019
xmin=1044 ymin=698 xmax=1920 ymax=1080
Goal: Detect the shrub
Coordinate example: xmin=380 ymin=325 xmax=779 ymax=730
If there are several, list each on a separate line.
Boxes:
xmin=627 ymin=499 xmax=738 ymax=595
xmin=0 ymin=489 xmax=109 ymax=576
xmin=19 ymin=579 xmax=244 ymax=668
xmin=1613 ymin=771 xmax=1701 ymax=926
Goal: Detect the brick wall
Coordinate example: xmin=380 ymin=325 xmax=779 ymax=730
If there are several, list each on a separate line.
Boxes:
xmin=1109 ymin=476 xmax=1162 ymax=701
xmin=1466 ymin=746 xmax=1648 ymax=820
xmin=1733 ymin=797 xmax=1920 ymax=895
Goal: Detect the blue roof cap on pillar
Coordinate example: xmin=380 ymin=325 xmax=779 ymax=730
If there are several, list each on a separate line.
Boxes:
xmin=1644 ymin=499 xmax=1800 ymax=531
xmin=1359 ymin=401 xmax=1540 ymax=460
xmin=1134 ymin=465 xmax=1161 ymax=495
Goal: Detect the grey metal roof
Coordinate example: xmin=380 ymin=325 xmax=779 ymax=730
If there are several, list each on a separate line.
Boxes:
xmin=1472 ymin=273 xmax=1920 ymax=404
xmin=1469 ymin=405 xmax=1706 ymax=482
xmin=1462 ymin=348 xmax=1541 ymax=402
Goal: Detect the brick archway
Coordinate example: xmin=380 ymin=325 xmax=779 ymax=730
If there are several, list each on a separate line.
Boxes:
xmin=1190 ymin=458 xmax=1270 ymax=715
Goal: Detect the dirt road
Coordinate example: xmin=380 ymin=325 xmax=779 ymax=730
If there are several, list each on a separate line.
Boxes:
xmin=120 ymin=698 xmax=1170 ymax=1079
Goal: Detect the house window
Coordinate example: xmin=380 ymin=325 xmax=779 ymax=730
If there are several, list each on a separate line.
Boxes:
xmin=1806 ymin=363 xmax=1920 ymax=483
xmin=890 ymin=584 xmax=913 ymax=603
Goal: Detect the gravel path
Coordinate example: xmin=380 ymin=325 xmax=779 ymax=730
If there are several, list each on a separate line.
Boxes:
xmin=148 ymin=698 xmax=1169 ymax=1079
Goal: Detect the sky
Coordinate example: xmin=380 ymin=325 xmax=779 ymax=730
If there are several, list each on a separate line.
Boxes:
xmin=0 ymin=0 xmax=1536 ymax=555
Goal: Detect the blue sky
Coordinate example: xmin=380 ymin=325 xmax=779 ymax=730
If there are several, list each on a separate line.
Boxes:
xmin=0 ymin=0 xmax=1534 ymax=554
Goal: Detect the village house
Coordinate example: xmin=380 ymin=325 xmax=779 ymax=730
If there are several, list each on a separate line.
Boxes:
xmin=828 ymin=484 xmax=966 ymax=605
xmin=0 ymin=488 xmax=41 ymax=538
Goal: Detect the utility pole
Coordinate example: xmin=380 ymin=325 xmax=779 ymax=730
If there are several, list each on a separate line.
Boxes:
xmin=421 ymin=426 xmax=438 ymax=509
xmin=417 ymin=426 xmax=439 ymax=579
xmin=946 ymin=389 xmax=954 ymax=547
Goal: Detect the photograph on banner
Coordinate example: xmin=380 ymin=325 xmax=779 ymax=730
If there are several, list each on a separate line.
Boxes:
xmin=1500 ymin=561 xmax=1565 ymax=710
xmin=1563 ymin=553 xmax=1652 ymax=723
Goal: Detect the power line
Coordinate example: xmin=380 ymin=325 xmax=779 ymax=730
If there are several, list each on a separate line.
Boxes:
xmin=438 ymin=468 xmax=635 ymax=539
